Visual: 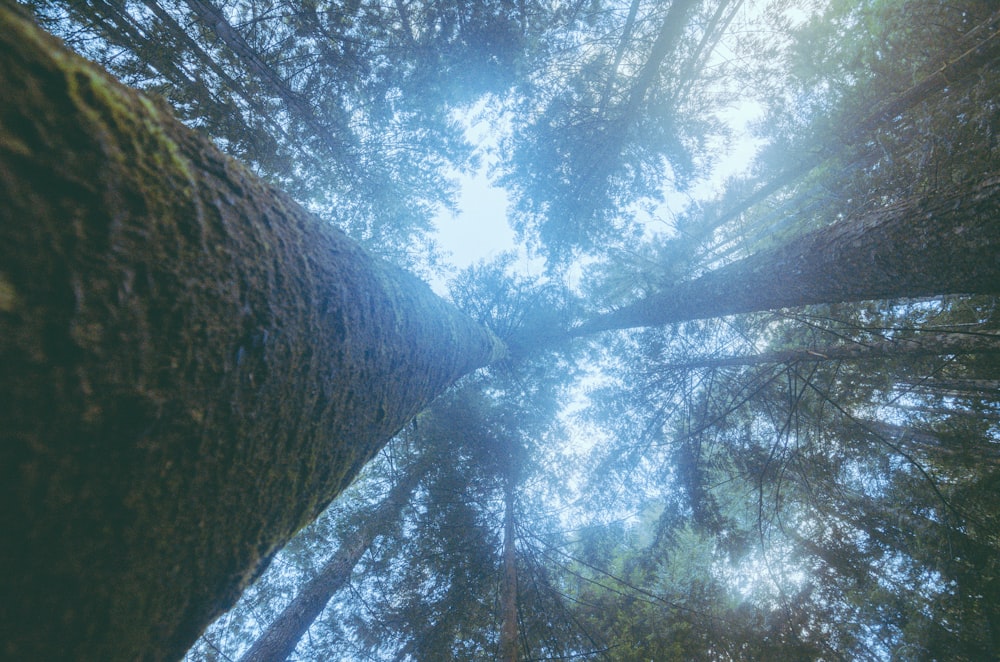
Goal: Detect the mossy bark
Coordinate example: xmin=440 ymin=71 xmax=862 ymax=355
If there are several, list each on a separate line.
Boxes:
xmin=0 ymin=4 xmax=503 ymax=660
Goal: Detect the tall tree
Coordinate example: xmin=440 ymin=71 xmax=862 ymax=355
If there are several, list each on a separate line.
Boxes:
xmin=0 ymin=6 xmax=502 ymax=660
xmin=257 ymin=263 xmax=594 ymax=661
xmin=6 ymin=1 xmax=1000 ymax=659
xmin=499 ymin=470 xmax=520 ymax=662
xmin=570 ymin=172 xmax=1000 ymax=336
xmin=499 ymin=0 xmax=724 ymax=265
xmin=238 ymin=456 xmax=428 ymax=662
xmin=22 ymin=0 xmax=546 ymax=269
xmin=701 ymin=4 xmax=1000 ymax=236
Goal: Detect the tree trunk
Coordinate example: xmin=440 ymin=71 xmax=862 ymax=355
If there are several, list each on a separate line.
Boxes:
xmin=706 ymin=7 xmax=1000 ymax=233
xmin=180 ymin=0 xmax=350 ymax=159
xmin=659 ymin=332 xmax=1000 ymax=371
xmin=499 ymin=475 xmax=519 ymax=662
xmin=134 ymin=0 xmax=296 ymax=143
xmin=856 ymin=419 xmax=1000 ymax=464
xmin=393 ymin=0 xmax=416 ymax=46
xmin=239 ymin=461 xmax=426 ymax=662
xmin=596 ymin=0 xmax=641 ymax=114
xmin=0 ymin=6 xmax=504 ymax=661
xmin=619 ymin=0 xmax=700 ymax=119
xmin=573 ymin=173 xmax=1000 ymax=336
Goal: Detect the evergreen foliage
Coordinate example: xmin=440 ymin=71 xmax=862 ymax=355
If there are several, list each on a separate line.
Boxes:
xmin=7 ymin=0 xmax=1000 ymax=659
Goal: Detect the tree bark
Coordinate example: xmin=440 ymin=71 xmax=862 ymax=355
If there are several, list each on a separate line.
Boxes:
xmin=499 ymin=474 xmax=519 ymax=662
xmin=573 ymin=173 xmax=1000 ymax=336
xmin=659 ymin=332 xmax=1000 ymax=371
xmin=0 ymin=5 xmax=503 ymax=661
xmin=239 ymin=462 xmax=426 ymax=662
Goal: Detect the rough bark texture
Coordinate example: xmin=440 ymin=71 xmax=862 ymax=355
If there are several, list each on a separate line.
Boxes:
xmin=574 ymin=173 xmax=1000 ymax=336
xmin=0 ymin=5 xmax=503 ymax=661
xmin=239 ymin=463 xmax=425 ymax=662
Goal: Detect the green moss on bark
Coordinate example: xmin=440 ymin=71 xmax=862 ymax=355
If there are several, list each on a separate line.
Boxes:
xmin=0 ymin=4 xmax=504 ymax=660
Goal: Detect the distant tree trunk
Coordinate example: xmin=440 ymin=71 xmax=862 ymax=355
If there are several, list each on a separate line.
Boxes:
xmin=240 ymin=461 xmax=426 ymax=662
xmin=0 ymin=6 xmax=503 ymax=662
xmin=854 ymin=419 xmax=1000 ymax=464
xmin=622 ymin=0 xmax=699 ymax=115
xmin=900 ymin=378 xmax=1000 ymax=398
xmin=133 ymin=0 xmax=296 ymax=143
xmin=659 ymin=332 xmax=1000 ymax=371
xmin=393 ymin=0 xmax=416 ymax=45
xmin=573 ymin=173 xmax=1000 ymax=336
xmin=596 ymin=0 xmax=641 ymax=114
xmin=499 ymin=474 xmax=519 ymax=662
xmin=706 ymin=7 xmax=1000 ymax=233
xmin=181 ymin=0 xmax=349 ymax=157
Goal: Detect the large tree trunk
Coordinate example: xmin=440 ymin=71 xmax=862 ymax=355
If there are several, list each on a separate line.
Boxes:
xmin=239 ymin=460 xmax=426 ymax=662
xmin=0 ymin=5 xmax=503 ymax=661
xmin=573 ymin=173 xmax=1000 ymax=336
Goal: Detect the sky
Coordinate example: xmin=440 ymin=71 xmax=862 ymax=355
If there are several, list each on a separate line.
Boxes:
xmin=427 ymin=0 xmax=795 ymax=287
xmin=433 ymin=169 xmax=515 ymax=270
xmin=431 ymin=98 xmax=766 ymax=293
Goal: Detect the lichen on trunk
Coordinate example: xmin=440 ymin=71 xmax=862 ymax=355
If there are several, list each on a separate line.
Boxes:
xmin=0 ymin=4 xmax=503 ymax=660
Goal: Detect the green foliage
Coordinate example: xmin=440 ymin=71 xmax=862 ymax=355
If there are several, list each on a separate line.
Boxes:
xmin=23 ymin=0 xmax=543 ymax=271
xmin=22 ymin=0 xmax=1000 ymax=659
xmin=497 ymin=0 xmax=732 ymax=267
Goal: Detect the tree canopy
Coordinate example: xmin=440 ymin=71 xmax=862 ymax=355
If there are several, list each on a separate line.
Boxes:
xmin=5 ymin=0 xmax=1000 ymax=660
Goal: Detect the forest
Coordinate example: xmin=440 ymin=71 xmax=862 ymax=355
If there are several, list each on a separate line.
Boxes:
xmin=1 ymin=0 xmax=999 ymax=660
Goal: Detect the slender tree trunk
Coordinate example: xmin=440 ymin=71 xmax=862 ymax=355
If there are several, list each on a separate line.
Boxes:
xmin=706 ymin=7 xmax=1000 ymax=233
xmin=676 ymin=0 xmax=743 ymax=102
xmin=573 ymin=173 xmax=1000 ymax=336
xmin=393 ymin=0 xmax=416 ymax=46
xmin=135 ymin=0 xmax=296 ymax=142
xmin=240 ymin=462 xmax=426 ymax=662
xmin=596 ymin=0 xmax=641 ymax=114
xmin=0 ymin=6 xmax=503 ymax=661
xmin=181 ymin=0 xmax=350 ymax=158
xmin=623 ymin=0 xmax=699 ymax=115
xmin=499 ymin=475 xmax=519 ymax=662
xmin=72 ymin=0 xmax=206 ymax=97
xmin=856 ymin=419 xmax=1000 ymax=463
xmin=660 ymin=332 xmax=1000 ymax=370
